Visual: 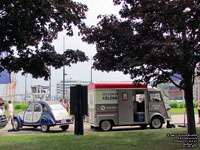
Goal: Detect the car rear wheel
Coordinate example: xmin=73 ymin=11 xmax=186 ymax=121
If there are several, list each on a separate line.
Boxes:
xmin=41 ymin=125 xmax=50 ymax=132
xmin=99 ymin=120 xmax=113 ymax=131
xmin=13 ymin=118 xmax=19 ymax=130
xmin=61 ymin=125 xmax=69 ymax=131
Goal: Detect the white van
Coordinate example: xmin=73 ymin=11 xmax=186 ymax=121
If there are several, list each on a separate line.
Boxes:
xmin=88 ymin=83 xmax=173 ymax=131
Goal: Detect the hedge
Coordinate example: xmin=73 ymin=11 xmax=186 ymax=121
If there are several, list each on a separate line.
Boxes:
xmin=168 ymin=102 xmax=198 ymax=108
xmin=4 ymin=103 xmax=28 ymax=110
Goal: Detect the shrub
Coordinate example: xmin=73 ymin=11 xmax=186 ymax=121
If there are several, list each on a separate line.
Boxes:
xmin=169 ymin=102 xmax=178 ymax=108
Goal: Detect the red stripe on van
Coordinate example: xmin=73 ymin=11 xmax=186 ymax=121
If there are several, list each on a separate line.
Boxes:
xmin=88 ymin=83 xmax=147 ymax=91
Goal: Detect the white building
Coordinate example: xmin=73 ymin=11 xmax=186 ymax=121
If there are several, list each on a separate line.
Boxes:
xmin=56 ymin=80 xmax=90 ymax=100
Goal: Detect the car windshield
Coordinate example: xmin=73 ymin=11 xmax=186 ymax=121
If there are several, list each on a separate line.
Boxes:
xmin=49 ymin=104 xmax=65 ymax=110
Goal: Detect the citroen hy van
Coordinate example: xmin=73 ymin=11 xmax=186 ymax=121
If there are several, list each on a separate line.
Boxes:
xmin=88 ymin=83 xmax=173 ymax=131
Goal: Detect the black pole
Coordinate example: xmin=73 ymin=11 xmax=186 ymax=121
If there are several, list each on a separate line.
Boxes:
xmin=74 ymin=85 xmax=84 ymax=135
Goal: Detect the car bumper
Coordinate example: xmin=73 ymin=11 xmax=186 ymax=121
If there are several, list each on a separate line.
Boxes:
xmin=55 ymin=119 xmax=73 ymax=125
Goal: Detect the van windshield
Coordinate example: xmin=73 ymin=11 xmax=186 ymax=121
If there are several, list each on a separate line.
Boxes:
xmin=149 ymin=91 xmax=162 ymax=102
xmin=49 ymin=104 xmax=65 ymax=110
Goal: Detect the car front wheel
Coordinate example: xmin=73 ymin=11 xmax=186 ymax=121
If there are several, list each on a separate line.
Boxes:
xmin=12 ymin=118 xmax=20 ymax=130
xmin=41 ymin=125 xmax=50 ymax=132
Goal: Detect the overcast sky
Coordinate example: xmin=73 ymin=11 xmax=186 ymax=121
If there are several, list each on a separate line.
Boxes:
xmin=4 ymin=0 xmax=132 ymax=96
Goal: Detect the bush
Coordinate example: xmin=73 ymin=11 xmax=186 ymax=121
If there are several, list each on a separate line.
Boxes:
xmin=169 ymin=102 xmax=178 ymax=108
xmin=14 ymin=103 xmax=28 ymax=110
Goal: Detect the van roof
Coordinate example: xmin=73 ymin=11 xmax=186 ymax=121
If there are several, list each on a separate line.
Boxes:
xmin=88 ymin=82 xmax=147 ymax=91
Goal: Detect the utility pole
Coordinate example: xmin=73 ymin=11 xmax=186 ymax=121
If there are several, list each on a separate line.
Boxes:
xmin=63 ymin=36 xmax=66 ymax=99
xmin=25 ymin=74 xmax=27 ymax=103
xmin=63 ymin=66 xmax=65 ymax=99
xmin=49 ymin=66 xmax=51 ymax=101
xmin=90 ymin=57 xmax=93 ymax=83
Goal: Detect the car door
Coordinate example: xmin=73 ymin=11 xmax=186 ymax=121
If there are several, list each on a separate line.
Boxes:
xmin=24 ymin=103 xmax=34 ymax=124
xmin=32 ymin=103 xmax=42 ymax=124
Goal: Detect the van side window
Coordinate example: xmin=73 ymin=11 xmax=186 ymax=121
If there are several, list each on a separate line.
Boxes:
xmin=122 ymin=93 xmax=128 ymax=101
xmin=149 ymin=91 xmax=162 ymax=102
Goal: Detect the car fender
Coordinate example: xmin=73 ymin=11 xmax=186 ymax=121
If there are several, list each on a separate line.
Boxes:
xmin=13 ymin=115 xmax=23 ymax=127
xmin=40 ymin=113 xmax=55 ymax=126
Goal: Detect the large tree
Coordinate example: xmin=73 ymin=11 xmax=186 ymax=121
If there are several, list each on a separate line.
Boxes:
xmin=0 ymin=0 xmax=88 ymax=79
xmin=82 ymin=0 xmax=200 ymax=134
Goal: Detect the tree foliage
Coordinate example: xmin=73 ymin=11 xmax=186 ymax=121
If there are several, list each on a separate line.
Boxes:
xmin=82 ymin=0 xmax=200 ymax=134
xmin=0 ymin=0 xmax=88 ymax=79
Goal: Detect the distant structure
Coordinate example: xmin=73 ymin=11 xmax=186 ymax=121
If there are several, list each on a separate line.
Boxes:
xmin=56 ymin=80 xmax=90 ymax=101
xmin=31 ymin=85 xmax=49 ymax=101
xmin=158 ymin=75 xmax=200 ymax=102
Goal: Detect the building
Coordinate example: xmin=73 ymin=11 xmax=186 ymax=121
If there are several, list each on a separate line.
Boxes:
xmin=56 ymin=80 xmax=90 ymax=101
xmin=31 ymin=85 xmax=49 ymax=101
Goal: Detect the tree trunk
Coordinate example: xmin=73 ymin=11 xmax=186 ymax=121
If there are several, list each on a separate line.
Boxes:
xmin=183 ymin=77 xmax=196 ymax=135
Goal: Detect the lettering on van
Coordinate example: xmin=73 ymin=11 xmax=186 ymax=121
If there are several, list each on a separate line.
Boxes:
xmin=102 ymin=93 xmax=118 ymax=100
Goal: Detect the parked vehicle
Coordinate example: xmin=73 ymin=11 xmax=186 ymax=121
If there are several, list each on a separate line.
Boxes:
xmin=88 ymin=83 xmax=174 ymax=131
xmin=0 ymin=109 xmax=7 ymax=129
xmin=13 ymin=101 xmax=73 ymax=132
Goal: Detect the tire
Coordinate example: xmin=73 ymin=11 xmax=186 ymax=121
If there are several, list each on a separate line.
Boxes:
xmin=99 ymin=120 xmax=112 ymax=131
xmin=41 ymin=125 xmax=50 ymax=132
xmin=13 ymin=118 xmax=20 ymax=130
xmin=150 ymin=117 xmax=163 ymax=129
xmin=60 ymin=125 xmax=69 ymax=131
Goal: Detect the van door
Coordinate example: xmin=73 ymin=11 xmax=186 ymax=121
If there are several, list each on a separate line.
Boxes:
xmin=118 ymin=90 xmax=133 ymax=125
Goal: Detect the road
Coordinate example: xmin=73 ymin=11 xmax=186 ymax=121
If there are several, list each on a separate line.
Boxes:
xmin=0 ymin=114 xmax=199 ymax=136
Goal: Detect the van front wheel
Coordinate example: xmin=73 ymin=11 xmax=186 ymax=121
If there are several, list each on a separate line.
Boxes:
xmin=150 ymin=117 xmax=163 ymax=129
xmin=100 ymin=120 xmax=112 ymax=131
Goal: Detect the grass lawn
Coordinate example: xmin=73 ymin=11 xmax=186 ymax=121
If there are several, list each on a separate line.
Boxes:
xmin=0 ymin=128 xmax=199 ymax=150
xmin=170 ymin=108 xmax=198 ymax=114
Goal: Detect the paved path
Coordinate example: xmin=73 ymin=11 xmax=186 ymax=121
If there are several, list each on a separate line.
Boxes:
xmin=0 ymin=114 xmax=199 ymax=136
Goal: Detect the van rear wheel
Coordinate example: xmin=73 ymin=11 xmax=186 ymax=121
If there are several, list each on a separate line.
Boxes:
xmin=100 ymin=120 xmax=112 ymax=131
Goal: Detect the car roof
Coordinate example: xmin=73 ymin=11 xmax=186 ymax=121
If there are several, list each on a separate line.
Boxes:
xmin=33 ymin=101 xmax=61 ymax=105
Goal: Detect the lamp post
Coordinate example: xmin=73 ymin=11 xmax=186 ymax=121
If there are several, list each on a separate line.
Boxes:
xmin=25 ymin=74 xmax=28 ymax=103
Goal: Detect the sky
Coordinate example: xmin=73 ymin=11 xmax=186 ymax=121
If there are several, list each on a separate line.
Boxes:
xmin=1 ymin=0 xmax=133 ymax=96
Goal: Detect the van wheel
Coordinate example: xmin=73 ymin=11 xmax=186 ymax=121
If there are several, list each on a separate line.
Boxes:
xmin=41 ymin=125 xmax=50 ymax=132
xmin=13 ymin=118 xmax=19 ymax=130
xmin=150 ymin=117 xmax=163 ymax=129
xmin=100 ymin=120 xmax=112 ymax=131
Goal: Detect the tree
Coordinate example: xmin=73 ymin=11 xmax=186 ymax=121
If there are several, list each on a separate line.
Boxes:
xmin=0 ymin=0 xmax=88 ymax=79
xmin=82 ymin=0 xmax=200 ymax=134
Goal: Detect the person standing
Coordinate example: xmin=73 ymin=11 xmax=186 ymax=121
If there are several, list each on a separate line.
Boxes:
xmin=7 ymin=101 xmax=15 ymax=123
xmin=197 ymin=99 xmax=200 ymax=124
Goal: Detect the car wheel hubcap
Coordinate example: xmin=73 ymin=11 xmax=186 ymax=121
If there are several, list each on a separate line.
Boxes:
xmin=41 ymin=125 xmax=47 ymax=131
xmin=13 ymin=120 xmax=18 ymax=129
